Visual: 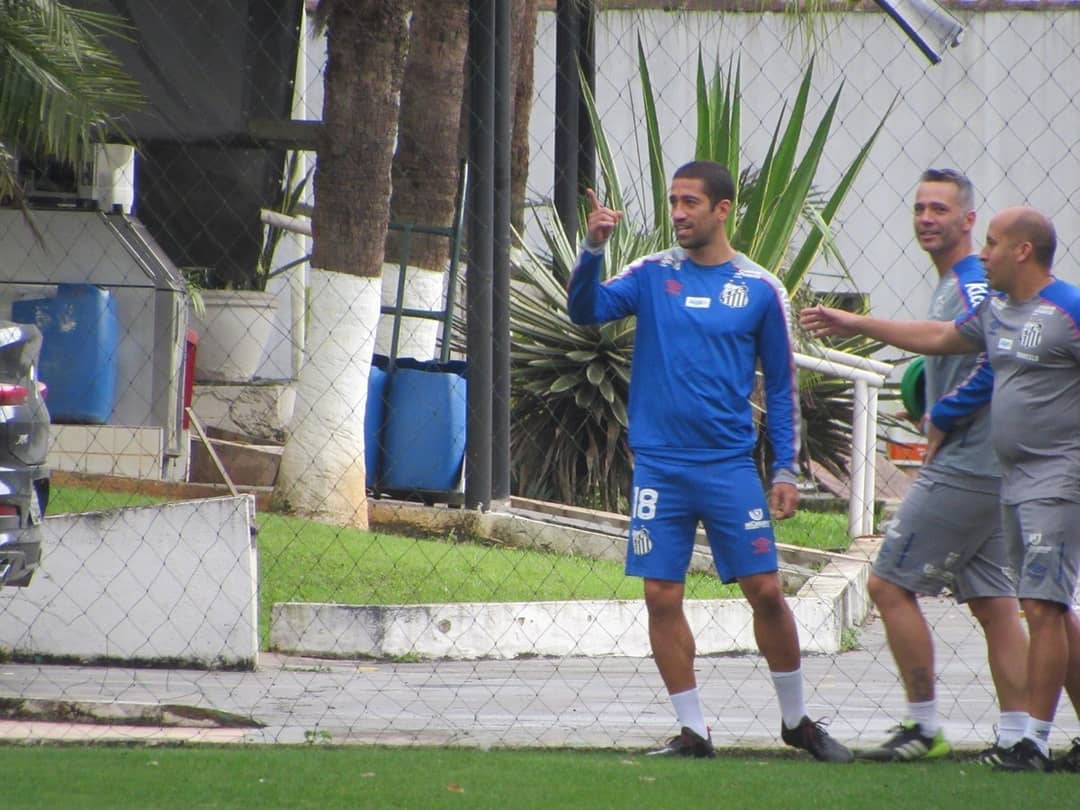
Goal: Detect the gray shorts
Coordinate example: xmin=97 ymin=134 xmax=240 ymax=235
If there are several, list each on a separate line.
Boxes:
xmin=873 ymin=477 xmax=1015 ymax=602
xmin=1002 ymin=498 xmax=1080 ymax=606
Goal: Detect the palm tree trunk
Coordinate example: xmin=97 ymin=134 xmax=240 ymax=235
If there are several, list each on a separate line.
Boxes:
xmin=380 ymin=0 xmax=469 ymax=360
xmin=386 ymin=0 xmax=468 ymax=272
xmin=276 ymin=0 xmax=412 ymax=527
xmin=510 ymin=0 xmax=538 ymax=235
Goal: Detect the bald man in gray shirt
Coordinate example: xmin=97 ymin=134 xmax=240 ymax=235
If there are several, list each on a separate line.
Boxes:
xmin=801 ymin=206 xmax=1080 ymax=773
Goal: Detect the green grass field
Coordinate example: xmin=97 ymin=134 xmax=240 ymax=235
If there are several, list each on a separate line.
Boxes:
xmin=0 ymin=744 xmax=1072 ymax=809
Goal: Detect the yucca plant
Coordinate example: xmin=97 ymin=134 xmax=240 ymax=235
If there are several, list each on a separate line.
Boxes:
xmin=510 ymin=44 xmax=894 ymax=509
xmin=509 ymin=222 xmax=646 ymax=509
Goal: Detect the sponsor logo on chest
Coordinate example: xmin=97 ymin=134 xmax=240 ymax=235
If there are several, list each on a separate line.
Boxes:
xmin=680 ymin=278 xmax=751 ymax=310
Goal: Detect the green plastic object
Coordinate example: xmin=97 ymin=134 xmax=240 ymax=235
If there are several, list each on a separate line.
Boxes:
xmin=900 ymin=356 xmax=926 ymax=421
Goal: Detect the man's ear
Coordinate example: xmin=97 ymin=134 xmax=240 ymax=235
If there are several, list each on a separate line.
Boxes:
xmin=713 ymin=198 xmax=733 ymax=219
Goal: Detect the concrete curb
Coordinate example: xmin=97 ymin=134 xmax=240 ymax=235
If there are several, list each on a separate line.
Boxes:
xmin=0 ymin=697 xmax=263 ymax=728
xmin=269 ymin=500 xmax=876 ymax=659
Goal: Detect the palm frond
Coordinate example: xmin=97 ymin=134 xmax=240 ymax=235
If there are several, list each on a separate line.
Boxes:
xmin=0 ymin=2 xmax=142 ymax=199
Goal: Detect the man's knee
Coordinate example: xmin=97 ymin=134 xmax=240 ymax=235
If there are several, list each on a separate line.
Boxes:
xmin=644 ymin=578 xmax=685 ymax=617
xmin=1020 ymin=597 xmax=1068 ymax=627
xmin=967 ymin=596 xmax=1021 ymax=629
xmin=739 ymin=572 xmax=786 ymax=614
xmin=868 ymin=572 xmax=913 ymax=610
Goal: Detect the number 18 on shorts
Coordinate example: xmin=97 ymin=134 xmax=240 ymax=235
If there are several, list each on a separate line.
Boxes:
xmin=625 ymin=454 xmax=779 ymax=584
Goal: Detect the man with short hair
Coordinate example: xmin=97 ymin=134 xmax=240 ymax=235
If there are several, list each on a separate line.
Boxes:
xmin=568 ymin=160 xmax=851 ymax=763
xmin=801 ymin=206 xmax=1080 ymax=773
xmin=858 ymin=169 xmax=1029 ymax=764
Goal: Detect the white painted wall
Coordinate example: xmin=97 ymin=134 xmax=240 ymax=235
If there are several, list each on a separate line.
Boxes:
xmin=526 ymin=7 xmax=1080 ymax=327
xmin=0 ymin=496 xmax=259 ymax=667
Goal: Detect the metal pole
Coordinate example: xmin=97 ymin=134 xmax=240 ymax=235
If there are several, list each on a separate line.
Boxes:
xmin=554 ymin=0 xmax=580 ymax=241
xmin=849 ymin=379 xmax=870 ymax=539
xmin=577 ymin=1 xmax=596 ymax=194
xmin=863 ymin=387 xmax=881 ymax=536
xmin=466 ymin=0 xmax=495 ymax=510
xmin=491 ymin=0 xmax=512 ymax=503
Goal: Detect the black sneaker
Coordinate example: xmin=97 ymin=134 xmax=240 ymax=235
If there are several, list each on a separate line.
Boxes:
xmin=781 ymin=716 xmax=853 ymax=763
xmin=993 ymin=738 xmax=1053 ymax=772
xmin=1053 ymin=737 xmax=1080 ymax=773
xmin=975 ymin=743 xmax=1009 ymax=767
xmin=646 ymin=726 xmax=716 ymax=758
xmin=858 ymin=722 xmax=951 ymax=762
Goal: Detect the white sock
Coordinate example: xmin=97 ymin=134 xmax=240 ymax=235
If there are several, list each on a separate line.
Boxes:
xmin=1024 ymin=717 xmax=1053 ymax=758
xmin=996 ymin=711 xmax=1028 ymax=749
xmin=771 ymin=668 xmax=807 ymax=729
xmin=670 ymin=688 xmax=708 ymax=739
xmin=907 ymin=700 xmax=938 ymax=736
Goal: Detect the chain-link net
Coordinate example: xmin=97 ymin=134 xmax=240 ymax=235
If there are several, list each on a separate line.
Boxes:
xmin=0 ymin=1 xmax=1078 ymax=754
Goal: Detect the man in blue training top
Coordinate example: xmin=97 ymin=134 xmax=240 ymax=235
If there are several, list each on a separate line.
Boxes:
xmin=567 ymin=160 xmax=851 ymax=763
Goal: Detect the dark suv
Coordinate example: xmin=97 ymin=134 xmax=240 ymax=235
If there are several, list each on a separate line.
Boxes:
xmin=0 ymin=321 xmax=50 ymax=587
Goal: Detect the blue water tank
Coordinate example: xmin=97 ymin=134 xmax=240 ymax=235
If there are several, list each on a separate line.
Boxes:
xmin=364 ymin=359 xmax=389 ymax=489
xmin=12 ymin=284 xmax=119 ymax=424
xmin=380 ymin=358 xmax=467 ymax=494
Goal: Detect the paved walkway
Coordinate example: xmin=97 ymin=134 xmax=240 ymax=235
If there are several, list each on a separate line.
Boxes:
xmin=2 ymin=480 xmax=1076 ymax=753
xmin=2 ymin=596 xmax=1077 ymax=754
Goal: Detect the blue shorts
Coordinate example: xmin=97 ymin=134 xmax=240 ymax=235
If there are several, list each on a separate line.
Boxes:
xmin=625 ymin=452 xmax=778 ymax=584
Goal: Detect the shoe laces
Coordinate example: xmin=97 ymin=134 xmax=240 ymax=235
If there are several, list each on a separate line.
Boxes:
xmin=884 ymin=720 xmax=918 ymax=735
xmin=802 ymin=716 xmax=834 ymax=740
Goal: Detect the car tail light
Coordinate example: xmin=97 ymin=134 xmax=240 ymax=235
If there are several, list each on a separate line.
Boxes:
xmin=0 ymin=505 xmax=17 ymax=517
xmin=0 ymin=384 xmax=28 ymax=405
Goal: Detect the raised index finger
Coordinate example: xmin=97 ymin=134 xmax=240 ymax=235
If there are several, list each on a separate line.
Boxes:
xmin=585 ymin=188 xmax=602 ymax=212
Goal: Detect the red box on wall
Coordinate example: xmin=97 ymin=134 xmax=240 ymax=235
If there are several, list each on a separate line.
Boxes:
xmin=183 ymin=329 xmax=198 ymax=429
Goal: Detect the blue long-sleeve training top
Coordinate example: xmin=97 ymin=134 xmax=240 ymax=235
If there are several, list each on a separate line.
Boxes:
xmin=567 ymin=244 xmax=801 ymax=485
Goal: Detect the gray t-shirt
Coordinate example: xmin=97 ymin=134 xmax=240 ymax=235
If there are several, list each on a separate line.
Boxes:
xmin=921 ymin=255 xmax=999 ymax=491
xmin=955 ymin=278 xmax=1080 ymax=504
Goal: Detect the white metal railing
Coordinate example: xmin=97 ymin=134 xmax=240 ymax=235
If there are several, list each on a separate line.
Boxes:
xmin=795 ymin=346 xmax=893 ymax=538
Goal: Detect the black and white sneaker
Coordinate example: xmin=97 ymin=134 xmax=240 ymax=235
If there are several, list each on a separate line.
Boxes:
xmin=1052 ymin=737 xmax=1080 ymax=773
xmin=993 ymin=738 xmax=1053 ymax=772
xmin=858 ymin=722 xmax=950 ymax=762
xmin=781 ymin=716 xmax=853 ymax=763
xmin=975 ymin=743 xmax=1009 ymax=767
xmin=646 ymin=726 xmax=716 ymax=758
